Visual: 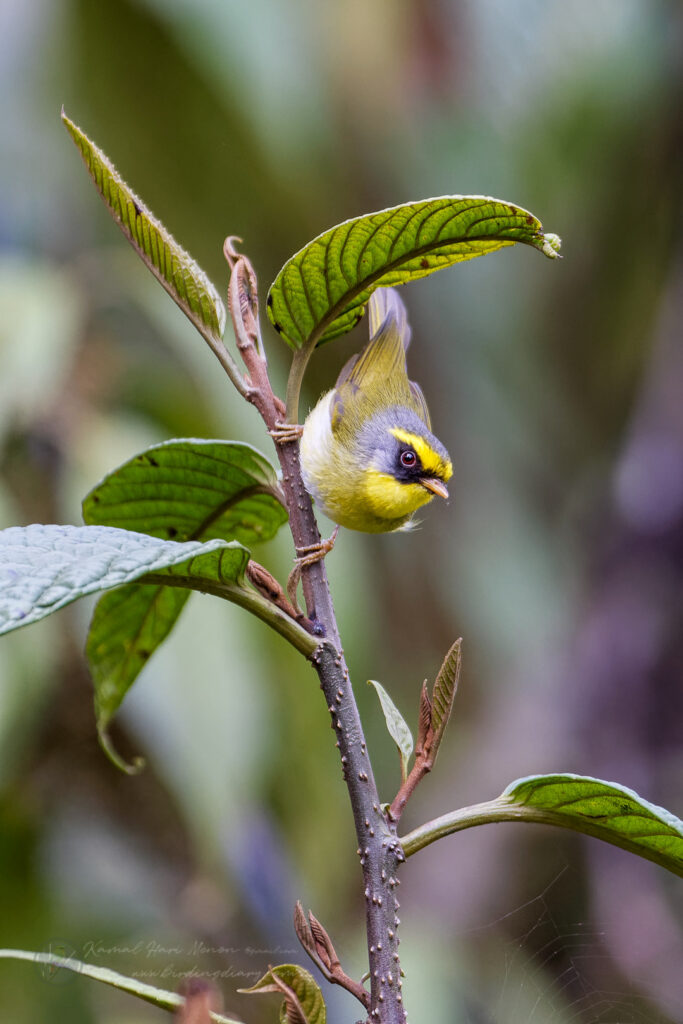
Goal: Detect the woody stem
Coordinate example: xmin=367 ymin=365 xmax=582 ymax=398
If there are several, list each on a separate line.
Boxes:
xmin=225 ymin=246 xmax=408 ymax=1024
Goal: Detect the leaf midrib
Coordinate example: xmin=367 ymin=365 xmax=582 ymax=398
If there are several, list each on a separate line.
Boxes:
xmin=293 ymin=232 xmax=522 ymax=349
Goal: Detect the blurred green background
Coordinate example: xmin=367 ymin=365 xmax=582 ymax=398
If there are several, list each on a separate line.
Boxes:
xmin=0 ymin=1 xmax=681 ymax=1021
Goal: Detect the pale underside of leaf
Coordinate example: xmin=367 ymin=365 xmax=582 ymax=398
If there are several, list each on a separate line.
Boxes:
xmin=368 ymin=679 xmax=414 ymax=783
xmin=400 ymin=773 xmax=683 ymax=878
xmin=267 ymin=195 xmax=561 ymax=350
xmin=0 ymin=949 xmax=239 ymax=1023
xmin=0 ymin=524 xmax=249 ymax=636
xmin=0 ymin=524 xmax=316 ymax=769
xmin=62 ymin=110 xmax=226 ymax=342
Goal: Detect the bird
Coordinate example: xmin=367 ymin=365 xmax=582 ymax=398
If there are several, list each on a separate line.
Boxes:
xmin=299 ymin=286 xmax=452 ymax=534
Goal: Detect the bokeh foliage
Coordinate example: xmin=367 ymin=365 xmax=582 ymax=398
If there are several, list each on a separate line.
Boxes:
xmin=0 ymin=2 xmax=681 ymax=1022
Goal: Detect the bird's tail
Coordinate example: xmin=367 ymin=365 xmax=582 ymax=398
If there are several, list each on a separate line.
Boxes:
xmin=368 ymin=287 xmax=412 ymax=351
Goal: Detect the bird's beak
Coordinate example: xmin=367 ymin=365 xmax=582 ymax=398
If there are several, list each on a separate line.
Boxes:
xmin=420 ymin=477 xmax=449 ymax=500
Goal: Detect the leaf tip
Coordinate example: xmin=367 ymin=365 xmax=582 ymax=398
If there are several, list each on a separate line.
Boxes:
xmin=98 ymin=726 xmax=146 ymax=775
xmin=60 ymin=107 xmax=77 ymax=137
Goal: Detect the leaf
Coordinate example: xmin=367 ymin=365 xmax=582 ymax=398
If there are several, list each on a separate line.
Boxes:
xmin=428 ymin=638 xmax=461 ymax=765
xmin=293 ymin=901 xmax=318 ymax=964
xmin=86 ymin=583 xmax=190 ymax=771
xmin=267 ymin=196 xmax=561 ymax=349
xmin=0 ymin=524 xmax=250 ymax=636
xmin=62 ymin=110 xmax=226 ymax=342
xmin=82 ymin=438 xmax=286 ymax=545
xmin=82 ymin=439 xmax=288 ymax=765
xmin=368 ymin=679 xmax=414 ymax=783
xmin=240 ymin=965 xmax=326 ymax=1024
xmin=400 ymin=773 xmax=683 ymax=878
xmin=0 ymin=524 xmax=320 ymax=771
xmin=504 ymin=775 xmax=683 ymax=874
xmin=0 ymin=949 xmax=239 ymax=1023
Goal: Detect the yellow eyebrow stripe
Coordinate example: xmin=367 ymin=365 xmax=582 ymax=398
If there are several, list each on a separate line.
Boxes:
xmin=389 ymin=428 xmax=451 ymax=478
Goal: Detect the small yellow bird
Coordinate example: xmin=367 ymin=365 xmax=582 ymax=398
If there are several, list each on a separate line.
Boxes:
xmin=300 ymin=287 xmax=452 ymax=533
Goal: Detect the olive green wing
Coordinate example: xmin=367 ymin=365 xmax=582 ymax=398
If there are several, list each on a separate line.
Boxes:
xmin=408 ymin=380 xmax=431 ymax=429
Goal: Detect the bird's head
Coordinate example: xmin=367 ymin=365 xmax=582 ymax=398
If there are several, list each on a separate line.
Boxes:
xmin=359 ymin=408 xmax=452 ymax=522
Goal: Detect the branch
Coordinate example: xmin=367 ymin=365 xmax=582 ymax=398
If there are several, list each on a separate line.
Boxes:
xmin=388 ymin=640 xmax=461 ymax=824
xmin=400 ymin=776 xmax=683 ymax=877
xmin=294 ymin=902 xmax=370 ymax=1010
xmin=141 ymin=570 xmax=318 ymax=659
xmin=176 ymin=979 xmax=222 ymax=1024
xmin=224 ymin=242 xmax=408 ymax=1024
xmin=245 ymin=560 xmax=313 ymax=631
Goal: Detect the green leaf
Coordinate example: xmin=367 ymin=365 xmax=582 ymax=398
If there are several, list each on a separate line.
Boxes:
xmin=400 ymin=773 xmax=683 ymax=878
xmin=62 ymin=109 xmax=226 ymax=342
xmin=1 ymin=523 xmax=316 ymax=769
xmin=368 ymin=679 xmax=414 ymax=783
xmin=86 ymin=583 xmax=191 ymax=772
xmin=428 ymin=638 xmax=461 ymax=765
xmin=0 ymin=524 xmax=249 ymax=636
xmin=0 ymin=948 xmax=239 ymax=1023
xmin=240 ymin=964 xmax=326 ymax=1024
xmin=82 ymin=439 xmax=288 ymax=765
xmin=267 ymin=196 xmax=561 ymax=350
xmin=505 ymin=775 xmax=683 ymax=872
xmin=82 ymin=438 xmax=286 ymax=544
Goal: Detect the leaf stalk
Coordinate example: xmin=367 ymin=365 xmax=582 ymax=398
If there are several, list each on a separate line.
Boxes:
xmin=400 ymin=797 xmax=683 ymax=877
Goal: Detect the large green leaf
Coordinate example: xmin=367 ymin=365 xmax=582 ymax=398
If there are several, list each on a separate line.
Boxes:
xmin=82 ymin=438 xmax=288 ymax=762
xmin=267 ymin=196 xmax=561 ymax=349
xmin=0 ymin=524 xmax=249 ymax=635
xmin=400 ymin=773 xmax=683 ymax=877
xmin=0 ymin=949 xmax=238 ymax=1022
xmin=240 ymin=964 xmax=326 ymax=1024
xmin=82 ymin=438 xmax=286 ymax=544
xmin=62 ymin=110 xmax=226 ymax=342
xmin=87 ymin=583 xmax=191 ymax=769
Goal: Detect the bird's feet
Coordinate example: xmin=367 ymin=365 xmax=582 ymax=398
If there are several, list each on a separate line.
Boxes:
xmin=287 ymin=527 xmax=339 ymax=609
xmin=269 ymin=421 xmax=304 ymax=445
xmin=295 ymin=528 xmax=339 ymax=569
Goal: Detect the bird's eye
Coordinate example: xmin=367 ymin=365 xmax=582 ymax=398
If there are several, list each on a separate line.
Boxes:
xmin=400 ymin=450 xmax=417 ymax=468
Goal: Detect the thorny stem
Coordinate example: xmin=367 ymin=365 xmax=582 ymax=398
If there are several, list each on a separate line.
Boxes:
xmin=224 ymin=241 xmax=408 ymax=1024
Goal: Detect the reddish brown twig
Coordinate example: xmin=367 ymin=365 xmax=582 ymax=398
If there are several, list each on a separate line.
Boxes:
xmin=294 ymin=902 xmax=370 ymax=1010
xmin=176 ymin=978 xmax=222 ymax=1024
xmin=246 ymin=559 xmax=319 ymax=635
xmin=388 ymin=640 xmax=462 ymax=824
